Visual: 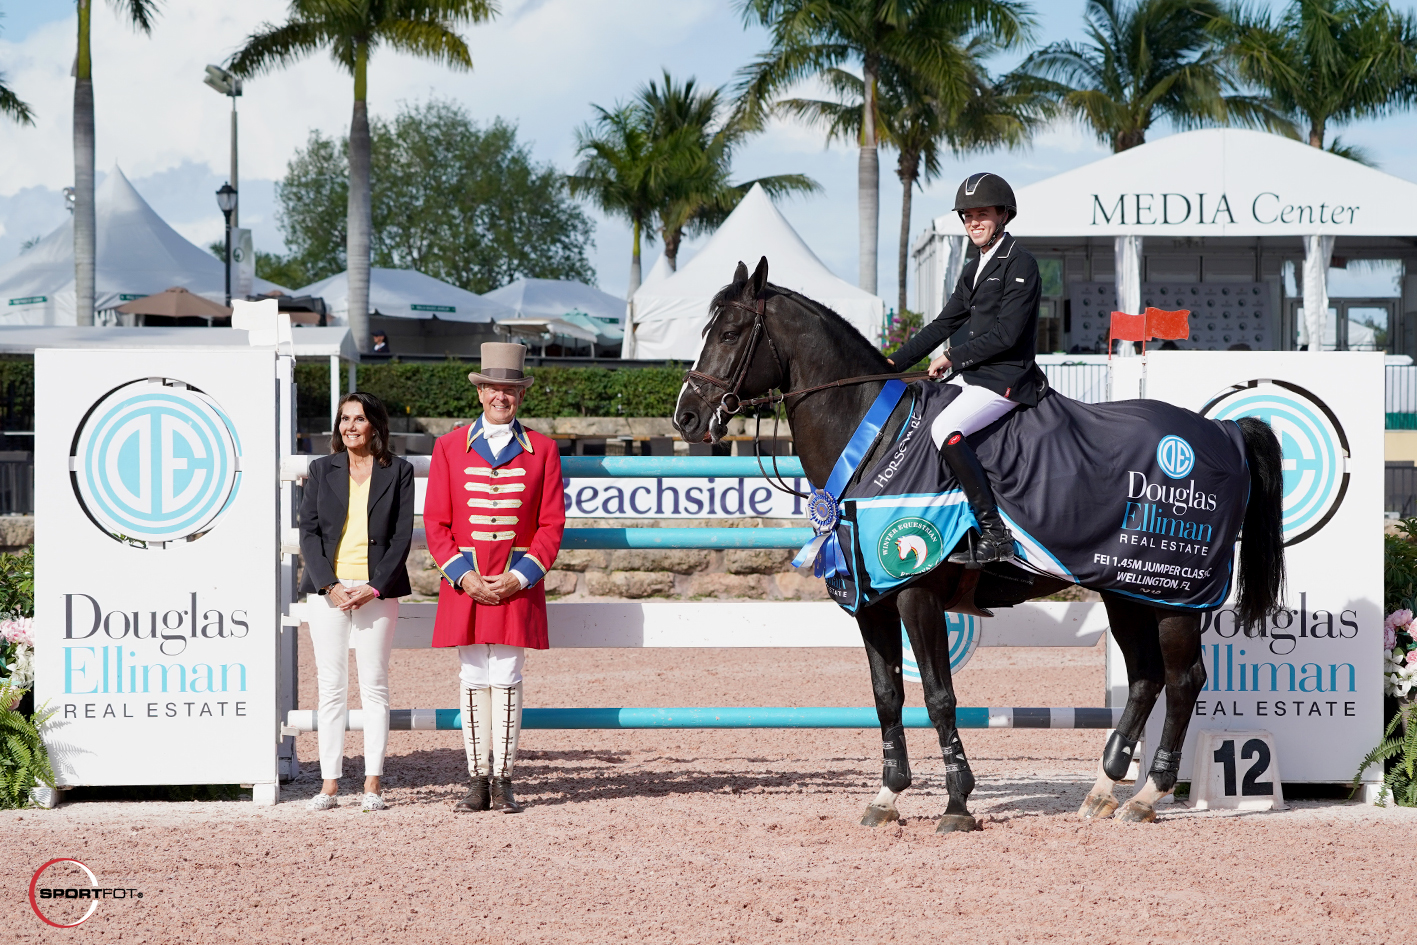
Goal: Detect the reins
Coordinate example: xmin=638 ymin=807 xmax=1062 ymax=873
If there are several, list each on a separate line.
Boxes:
xmin=683 ymin=293 xmax=933 ymax=499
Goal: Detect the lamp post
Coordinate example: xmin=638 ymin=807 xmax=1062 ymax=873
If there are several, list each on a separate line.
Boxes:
xmin=203 ymin=65 xmax=243 ymax=226
xmin=216 ymin=184 xmax=238 ymax=306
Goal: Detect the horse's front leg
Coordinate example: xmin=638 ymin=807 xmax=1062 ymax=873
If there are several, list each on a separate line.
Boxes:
xmin=1080 ymin=594 xmax=1165 ymax=820
xmin=1116 ymin=611 xmax=1206 ymax=823
xmin=896 ymin=583 xmax=979 ymax=833
xmin=856 ymin=598 xmax=910 ymax=827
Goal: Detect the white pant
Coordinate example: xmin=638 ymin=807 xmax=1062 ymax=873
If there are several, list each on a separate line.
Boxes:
xmin=458 ymin=643 xmax=526 ymax=688
xmin=930 ymin=376 xmax=1018 ymax=449
xmin=308 ymin=581 xmax=398 ymax=779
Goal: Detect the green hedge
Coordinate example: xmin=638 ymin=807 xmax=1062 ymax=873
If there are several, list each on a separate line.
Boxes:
xmin=295 ymin=360 xmax=686 ymax=421
xmin=0 ymin=358 xmax=687 ymax=428
xmin=0 ymin=359 xmax=35 ymax=431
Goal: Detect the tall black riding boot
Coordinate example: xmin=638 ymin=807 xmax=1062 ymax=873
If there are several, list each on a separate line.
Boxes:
xmin=941 ymin=432 xmax=1015 ymax=568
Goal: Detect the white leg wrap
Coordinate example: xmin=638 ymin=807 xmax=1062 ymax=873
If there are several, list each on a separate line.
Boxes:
xmin=461 ymin=686 xmax=493 ymax=777
xmin=492 ymin=682 xmax=523 ymax=778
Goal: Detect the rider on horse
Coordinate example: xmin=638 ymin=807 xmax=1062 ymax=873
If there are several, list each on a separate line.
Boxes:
xmin=886 ymin=172 xmax=1047 ymax=568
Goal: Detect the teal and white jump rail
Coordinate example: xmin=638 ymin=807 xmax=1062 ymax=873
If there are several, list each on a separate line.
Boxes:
xmin=284 ymin=706 xmax=1125 ymax=732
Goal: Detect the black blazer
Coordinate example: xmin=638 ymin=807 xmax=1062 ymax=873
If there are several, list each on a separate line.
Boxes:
xmin=298 ymin=451 xmax=416 ymax=598
xmin=891 ymin=233 xmax=1049 ymax=406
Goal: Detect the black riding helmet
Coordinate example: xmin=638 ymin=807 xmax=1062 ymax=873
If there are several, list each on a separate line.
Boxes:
xmin=954 ymin=172 xmax=1017 ymax=223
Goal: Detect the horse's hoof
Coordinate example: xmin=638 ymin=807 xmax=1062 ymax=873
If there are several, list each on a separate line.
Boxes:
xmin=1078 ymin=792 xmax=1120 ymax=821
xmin=1114 ymin=799 xmax=1157 ymax=823
xmin=934 ymin=813 xmax=980 ymax=834
xmin=860 ymin=803 xmax=900 ymax=827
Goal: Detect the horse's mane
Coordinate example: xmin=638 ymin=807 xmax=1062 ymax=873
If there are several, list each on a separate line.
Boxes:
xmin=707 ymin=276 xmax=892 ymax=372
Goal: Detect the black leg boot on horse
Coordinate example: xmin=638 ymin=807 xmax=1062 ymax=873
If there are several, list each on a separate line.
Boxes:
xmin=941 ymin=433 xmax=1015 ymax=568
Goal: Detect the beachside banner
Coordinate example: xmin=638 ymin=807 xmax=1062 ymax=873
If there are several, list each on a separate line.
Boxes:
xmin=1142 ymin=351 xmax=1383 ymax=784
xmin=33 ymin=348 xmax=280 ymax=788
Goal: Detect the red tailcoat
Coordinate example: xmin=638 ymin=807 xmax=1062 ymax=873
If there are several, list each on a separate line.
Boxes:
xmin=425 ymin=417 xmax=566 ymax=649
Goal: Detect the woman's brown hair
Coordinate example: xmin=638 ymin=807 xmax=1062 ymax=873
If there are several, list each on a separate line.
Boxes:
xmin=331 ymin=391 xmax=395 ymax=467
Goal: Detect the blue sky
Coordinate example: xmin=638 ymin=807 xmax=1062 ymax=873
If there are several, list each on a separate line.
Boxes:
xmin=4 ymin=0 xmax=1417 ymax=306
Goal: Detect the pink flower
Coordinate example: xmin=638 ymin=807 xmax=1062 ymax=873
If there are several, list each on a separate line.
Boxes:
xmin=1386 ymin=625 xmax=1399 ymax=650
xmin=1408 ymin=650 xmax=1417 ymax=667
xmin=0 ymin=618 xmax=33 ymax=648
xmin=1386 ymin=609 xmax=1414 ymax=631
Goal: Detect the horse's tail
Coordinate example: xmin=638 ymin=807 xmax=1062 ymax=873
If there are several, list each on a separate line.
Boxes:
xmin=1235 ymin=416 xmax=1286 ymax=630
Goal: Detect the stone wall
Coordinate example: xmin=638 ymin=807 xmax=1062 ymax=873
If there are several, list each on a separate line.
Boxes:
xmin=405 ymin=517 xmax=826 ymax=601
xmin=0 ymin=516 xmax=33 ymax=553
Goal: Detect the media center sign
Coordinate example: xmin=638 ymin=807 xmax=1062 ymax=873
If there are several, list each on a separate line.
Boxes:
xmin=34 ymin=349 xmax=279 ymax=788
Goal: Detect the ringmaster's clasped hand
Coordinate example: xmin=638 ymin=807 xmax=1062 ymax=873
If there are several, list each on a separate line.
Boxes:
xmin=459 ymin=571 xmax=501 ymax=605
xmin=483 ymin=572 xmax=522 ymax=601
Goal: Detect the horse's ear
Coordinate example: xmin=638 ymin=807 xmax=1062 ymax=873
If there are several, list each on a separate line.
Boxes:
xmin=750 ymin=256 xmax=769 ymax=297
xmin=733 ymin=261 xmax=749 ymax=287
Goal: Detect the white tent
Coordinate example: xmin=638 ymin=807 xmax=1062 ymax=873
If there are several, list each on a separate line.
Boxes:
xmin=0 ymin=166 xmax=285 ymax=325
xmin=483 ymin=277 xmax=626 ymax=324
xmin=639 ymin=254 xmax=673 ymax=291
xmin=623 ymin=184 xmax=884 ymax=359
xmin=294 ymin=268 xmax=513 ymax=324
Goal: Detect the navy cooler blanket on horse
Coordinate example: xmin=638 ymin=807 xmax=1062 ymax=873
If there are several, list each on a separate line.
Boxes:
xmin=828 ymin=382 xmax=1248 ymax=612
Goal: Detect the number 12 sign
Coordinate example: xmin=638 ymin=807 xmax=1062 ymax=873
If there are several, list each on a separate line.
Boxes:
xmin=1190 ymin=730 xmax=1286 ymax=811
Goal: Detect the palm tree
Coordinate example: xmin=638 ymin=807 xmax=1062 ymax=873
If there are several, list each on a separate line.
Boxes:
xmin=0 ymin=11 xmax=35 ymax=125
xmin=638 ymin=71 xmax=818 ymax=271
xmin=568 ymin=103 xmax=682 ymax=297
xmin=1223 ymin=0 xmax=1417 ymax=156
xmin=736 ymin=0 xmax=1034 ymax=295
xmin=73 ymin=0 xmax=159 ymax=326
xmin=781 ymin=44 xmax=1050 ymax=314
xmin=229 ymin=0 xmax=497 ymax=353
xmin=1014 ymin=0 xmax=1290 ymax=153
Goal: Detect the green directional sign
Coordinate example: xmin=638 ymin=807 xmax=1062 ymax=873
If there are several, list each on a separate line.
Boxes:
xmin=8 ymin=296 xmax=46 ymax=306
xmin=117 ymin=294 xmax=143 ymax=301
xmin=410 ymin=304 xmax=455 ymax=313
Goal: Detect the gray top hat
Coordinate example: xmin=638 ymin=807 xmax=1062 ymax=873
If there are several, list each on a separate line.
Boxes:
xmin=468 ymin=342 xmax=534 ymax=388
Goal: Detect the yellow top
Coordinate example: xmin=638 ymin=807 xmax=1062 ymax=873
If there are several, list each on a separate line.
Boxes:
xmin=334 ymin=474 xmax=371 ymax=581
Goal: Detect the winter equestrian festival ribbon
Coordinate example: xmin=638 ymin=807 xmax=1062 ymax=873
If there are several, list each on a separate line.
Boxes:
xmin=792 ymin=378 xmax=908 ymax=578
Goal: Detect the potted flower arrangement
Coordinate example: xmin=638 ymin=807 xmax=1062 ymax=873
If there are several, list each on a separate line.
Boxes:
xmin=1353 ymin=522 xmax=1417 ymax=805
xmin=0 ymin=547 xmax=54 ymax=809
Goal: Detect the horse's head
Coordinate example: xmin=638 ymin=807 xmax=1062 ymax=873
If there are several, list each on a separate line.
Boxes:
xmin=673 ymin=256 xmax=784 ymax=445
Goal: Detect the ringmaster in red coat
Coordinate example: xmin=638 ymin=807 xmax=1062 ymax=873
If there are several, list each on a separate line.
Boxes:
xmin=425 ymin=342 xmax=565 ymax=814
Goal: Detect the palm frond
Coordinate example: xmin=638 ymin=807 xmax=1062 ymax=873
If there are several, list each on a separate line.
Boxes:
xmin=378 ymin=18 xmax=473 ymax=70
xmin=0 ymin=76 xmax=35 ymax=126
xmin=108 ymin=0 xmax=160 ymax=34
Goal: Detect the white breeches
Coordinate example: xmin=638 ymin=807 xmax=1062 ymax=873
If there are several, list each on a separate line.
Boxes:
xmin=458 ymin=643 xmax=526 ymax=688
xmin=929 ymin=376 xmax=1018 ymax=449
xmin=308 ymin=581 xmax=398 ymax=779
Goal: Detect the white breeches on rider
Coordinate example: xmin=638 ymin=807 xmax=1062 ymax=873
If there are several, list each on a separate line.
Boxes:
xmin=930 ymin=376 xmax=1018 ymax=450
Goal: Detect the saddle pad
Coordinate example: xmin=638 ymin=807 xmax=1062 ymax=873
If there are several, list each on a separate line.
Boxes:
xmin=825 ymin=381 xmax=1249 ymax=614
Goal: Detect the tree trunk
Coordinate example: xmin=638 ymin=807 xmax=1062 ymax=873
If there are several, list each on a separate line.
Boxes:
xmin=347 ymin=41 xmax=372 ymax=355
xmin=627 ymin=214 xmax=642 ymax=298
xmin=1309 ymin=119 xmax=1324 ymax=148
xmin=858 ymin=55 xmax=879 ymax=295
xmin=73 ymin=0 xmax=96 ymax=326
xmin=897 ymin=151 xmax=919 ymax=318
xmin=664 ymin=227 xmax=682 ymax=272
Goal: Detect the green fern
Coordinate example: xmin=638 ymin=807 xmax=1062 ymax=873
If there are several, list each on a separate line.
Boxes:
xmin=1351 ymin=706 xmax=1417 ymax=807
xmin=0 ymin=684 xmax=54 ymax=809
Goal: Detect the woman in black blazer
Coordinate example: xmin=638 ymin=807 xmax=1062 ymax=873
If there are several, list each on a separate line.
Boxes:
xmin=299 ymin=392 xmax=415 ymax=813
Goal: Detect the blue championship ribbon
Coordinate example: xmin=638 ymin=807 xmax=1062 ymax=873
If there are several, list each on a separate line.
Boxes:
xmin=792 ymin=379 xmax=908 ymax=578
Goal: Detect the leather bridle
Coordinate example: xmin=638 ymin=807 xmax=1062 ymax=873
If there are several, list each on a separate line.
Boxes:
xmin=682 ymin=295 xmax=787 ymax=429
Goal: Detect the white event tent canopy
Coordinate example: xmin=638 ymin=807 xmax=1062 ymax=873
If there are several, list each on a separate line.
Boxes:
xmin=0 ymin=166 xmax=286 ymax=325
xmin=623 ymin=184 xmax=884 ymax=359
xmin=294 ymin=267 xmax=513 ymax=324
xmin=483 ymin=276 xmax=626 ymax=348
xmin=916 ymin=128 xmax=1417 ymax=353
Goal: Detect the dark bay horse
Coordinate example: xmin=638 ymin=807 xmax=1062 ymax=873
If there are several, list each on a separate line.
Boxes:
xmin=672 ymin=258 xmax=1286 ymax=830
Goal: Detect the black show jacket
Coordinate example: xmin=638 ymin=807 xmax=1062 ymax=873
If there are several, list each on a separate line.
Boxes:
xmin=299 ymin=451 xmax=416 ymax=598
xmin=891 ymin=232 xmax=1048 ymax=406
